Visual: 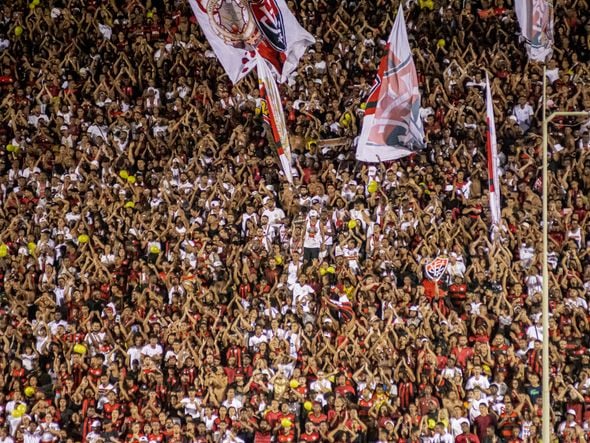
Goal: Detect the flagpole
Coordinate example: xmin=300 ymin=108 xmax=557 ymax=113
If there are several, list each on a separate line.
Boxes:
xmin=541 ymin=64 xmax=550 ymax=443
xmin=541 ymin=68 xmax=589 ymax=443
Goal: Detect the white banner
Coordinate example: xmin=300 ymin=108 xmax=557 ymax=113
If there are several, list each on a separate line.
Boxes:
xmin=356 ymin=5 xmax=425 ymax=163
xmin=515 ymin=0 xmax=554 ymax=62
xmin=188 ymin=0 xmax=315 ymax=84
xmin=486 ymin=74 xmax=501 ymax=227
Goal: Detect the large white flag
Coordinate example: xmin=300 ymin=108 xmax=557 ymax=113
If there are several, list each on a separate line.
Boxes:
xmin=356 ymin=5 xmax=425 ymax=163
xmin=486 ymin=74 xmax=501 ymax=227
xmin=257 ymin=57 xmax=293 ymax=183
xmin=188 ymin=0 xmax=315 ymax=84
xmin=515 ymin=0 xmax=554 ymax=62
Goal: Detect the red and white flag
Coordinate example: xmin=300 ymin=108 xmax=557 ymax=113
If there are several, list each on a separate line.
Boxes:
xmin=515 ymin=0 xmax=554 ymax=62
xmin=425 ymin=256 xmax=449 ymax=282
xmin=486 ymin=74 xmax=501 ymax=226
xmin=188 ymin=0 xmax=315 ymax=84
xmin=356 ymin=5 xmax=425 ymax=163
xmin=257 ymin=56 xmax=293 ymax=183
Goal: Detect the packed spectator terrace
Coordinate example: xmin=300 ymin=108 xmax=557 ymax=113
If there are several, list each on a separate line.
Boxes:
xmin=0 ymin=0 xmax=589 ymax=442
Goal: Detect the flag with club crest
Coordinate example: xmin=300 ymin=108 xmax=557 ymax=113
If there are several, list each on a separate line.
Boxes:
xmin=515 ymin=0 xmax=554 ymax=62
xmin=425 ymin=256 xmax=449 ymax=282
xmin=486 ymin=74 xmax=501 ymax=227
xmin=188 ymin=0 xmax=315 ymax=84
xmin=356 ymin=5 xmax=425 ymax=163
xmin=257 ymin=56 xmax=293 ymax=183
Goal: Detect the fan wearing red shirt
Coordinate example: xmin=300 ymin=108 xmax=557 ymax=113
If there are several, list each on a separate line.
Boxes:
xmin=213 ymin=406 xmax=232 ymax=431
xmin=449 ymin=276 xmax=468 ymax=311
xmin=223 ymin=356 xmax=241 ymax=385
xmin=103 ymin=391 xmax=122 ymax=420
xmin=193 ymin=422 xmax=209 ymax=443
xmin=278 ymin=403 xmax=296 ymax=431
xmin=307 ymin=402 xmax=328 ymax=426
xmin=226 ymin=339 xmax=243 ymax=368
xmin=277 ymin=424 xmax=296 ymax=443
xmin=358 ymin=388 xmax=374 ymax=420
xmin=474 ymin=403 xmax=497 ymax=442
xmin=254 ymin=420 xmax=273 ymax=443
xmin=264 ymin=400 xmax=282 ymax=429
xmin=334 ymin=375 xmax=356 ymax=398
xmin=300 ymin=422 xmax=321 ymax=442
xmin=147 ymin=422 xmax=165 ymax=443
xmin=451 ymin=335 xmax=474 ymax=368
xmin=456 ymin=422 xmax=480 ymax=443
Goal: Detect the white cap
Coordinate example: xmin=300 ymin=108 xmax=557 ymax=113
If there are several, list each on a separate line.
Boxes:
xmin=309 ymin=210 xmax=318 ymax=217
xmin=567 ymin=409 xmax=576 ymax=416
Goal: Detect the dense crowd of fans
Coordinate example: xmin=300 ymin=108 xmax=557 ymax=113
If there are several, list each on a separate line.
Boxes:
xmin=0 ymin=0 xmax=589 ymax=442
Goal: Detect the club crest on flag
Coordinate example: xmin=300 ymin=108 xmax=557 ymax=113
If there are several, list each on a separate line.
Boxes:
xmin=250 ymin=0 xmax=287 ymax=52
xmin=195 ymin=0 xmax=260 ymax=47
xmin=425 ymin=256 xmax=449 ymax=282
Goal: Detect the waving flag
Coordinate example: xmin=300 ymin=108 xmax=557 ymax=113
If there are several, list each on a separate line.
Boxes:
xmin=425 ymin=256 xmax=449 ymax=282
xmin=515 ymin=0 xmax=554 ymax=62
xmin=486 ymin=74 xmax=501 ymax=227
xmin=257 ymin=57 xmax=293 ymax=183
xmin=356 ymin=5 xmax=425 ymax=163
xmin=188 ymin=0 xmax=315 ymax=84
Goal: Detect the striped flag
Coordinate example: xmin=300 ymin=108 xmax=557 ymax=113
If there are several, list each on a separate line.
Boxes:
xmin=188 ymin=0 xmax=315 ymax=84
xmin=257 ymin=56 xmax=293 ymax=184
xmin=486 ymin=74 xmax=501 ymax=227
xmin=356 ymin=5 xmax=425 ymax=163
xmin=515 ymin=0 xmax=554 ymax=62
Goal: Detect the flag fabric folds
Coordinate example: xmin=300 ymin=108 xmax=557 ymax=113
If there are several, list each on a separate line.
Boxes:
xmin=514 ymin=0 xmax=554 ymax=62
xmin=188 ymin=0 xmax=315 ymax=84
xmin=356 ymin=5 xmax=425 ymax=163
xmin=485 ymin=74 xmax=501 ymax=227
xmin=257 ymin=57 xmax=294 ymax=184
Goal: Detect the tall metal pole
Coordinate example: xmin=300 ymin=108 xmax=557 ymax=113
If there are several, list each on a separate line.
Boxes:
xmin=541 ymin=68 xmax=588 ymax=439
xmin=541 ymin=66 xmax=550 ymax=443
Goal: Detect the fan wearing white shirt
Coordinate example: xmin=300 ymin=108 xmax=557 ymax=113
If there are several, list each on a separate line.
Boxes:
xmin=248 ymin=325 xmax=268 ymax=351
xmin=512 ymin=97 xmax=534 ymax=132
xmin=222 ymin=388 xmax=243 ymax=411
xmin=447 ymin=253 xmax=466 ymax=278
xmin=48 ymin=312 xmax=68 ymax=336
xmin=432 ymin=422 xmax=455 ymax=443
xmin=291 ymin=274 xmax=315 ymax=312
xmin=179 ymin=388 xmax=201 ymax=418
xmin=141 ymin=336 xmax=163 ymax=361
xmin=262 ymin=198 xmax=286 ymax=229
xmin=0 ymin=426 xmax=14 ymax=443
xmin=465 ymin=366 xmax=490 ymax=392
xmin=303 ymin=210 xmax=323 ymax=262
xmin=342 ymin=238 xmax=361 ymax=274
